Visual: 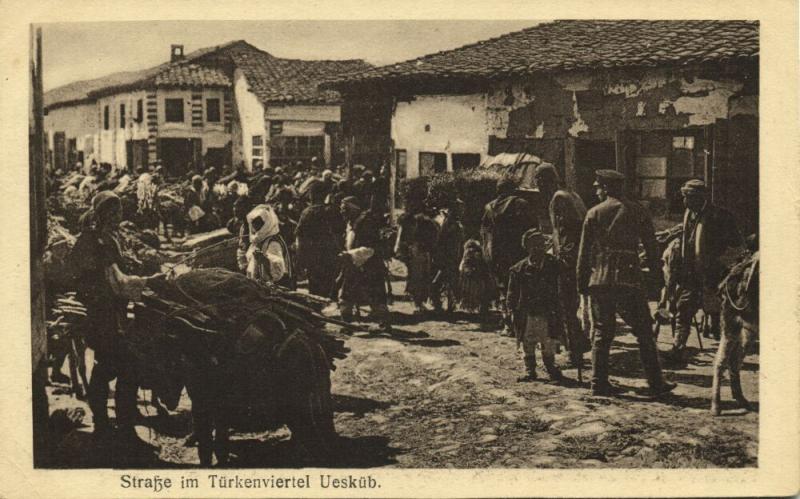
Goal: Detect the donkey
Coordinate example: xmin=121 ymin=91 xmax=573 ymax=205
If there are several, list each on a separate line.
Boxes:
xmin=711 ymin=251 xmax=759 ymax=416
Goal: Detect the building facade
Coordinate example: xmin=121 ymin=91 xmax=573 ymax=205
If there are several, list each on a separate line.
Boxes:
xmin=44 ymin=41 xmax=371 ymax=176
xmin=328 ymin=20 xmax=759 ymax=232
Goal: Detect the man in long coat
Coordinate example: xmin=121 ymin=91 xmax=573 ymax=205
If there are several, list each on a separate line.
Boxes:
xmin=533 ymin=164 xmax=592 ymax=364
xmin=668 ymin=179 xmax=743 ymax=359
xmin=296 ymin=181 xmax=339 ymax=298
xmin=481 ymin=177 xmax=538 ymax=335
xmin=577 ymin=170 xmax=676 ymax=397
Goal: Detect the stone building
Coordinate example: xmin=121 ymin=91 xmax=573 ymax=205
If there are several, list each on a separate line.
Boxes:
xmin=326 ymin=20 xmax=759 ymax=231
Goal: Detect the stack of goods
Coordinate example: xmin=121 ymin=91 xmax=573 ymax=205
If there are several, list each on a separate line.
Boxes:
xmin=117 ymin=221 xmax=168 ymax=275
xmin=128 ymin=268 xmax=349 ymax=425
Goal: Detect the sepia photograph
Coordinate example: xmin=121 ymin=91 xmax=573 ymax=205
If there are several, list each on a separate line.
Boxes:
xmin=5 ymin=1 xmax=797 ymax=496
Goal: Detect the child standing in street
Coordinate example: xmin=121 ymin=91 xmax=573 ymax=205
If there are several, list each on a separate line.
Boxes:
xmin=507 ymin=228 xmax=565 ymax=383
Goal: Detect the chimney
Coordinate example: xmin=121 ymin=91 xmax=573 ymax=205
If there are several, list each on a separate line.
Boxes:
xmin=171 ymin=44 xmax=185 ymax=62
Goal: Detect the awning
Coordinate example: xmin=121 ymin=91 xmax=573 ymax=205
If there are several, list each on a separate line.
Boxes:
xmin=276 ymin=121 xmax=326 ymax=137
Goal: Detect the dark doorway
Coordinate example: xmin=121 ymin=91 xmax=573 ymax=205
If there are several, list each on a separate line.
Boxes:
xmin=452 ymin=153 xmax=481 ymax=171
xmin=158 ymin=138 xmax=202 ymax=178
xmin=204 ymin=147 xmax=229 ymax=170
xmin=67 ymin=138 xmax=78 ymax=168
xmin=574 ymin=139 xmax=616 ymax=207
xmin=126 ymin=139 xmax=149 ymax=173
xmin=714 ymin=115 xmax=758 ymax=235
xmin=53 ymin=131 xmax=66 ymax=171
xmin=419 ymin=152 xmax=447 ymax=176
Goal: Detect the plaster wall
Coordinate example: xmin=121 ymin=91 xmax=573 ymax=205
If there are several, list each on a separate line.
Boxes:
xmin=391 ymin=94 xmax=489 ymax=178
xmin=485 ymin=67 xmax=755 ymax=142
xmin=235 ymin=70 xmax=268 ymax=171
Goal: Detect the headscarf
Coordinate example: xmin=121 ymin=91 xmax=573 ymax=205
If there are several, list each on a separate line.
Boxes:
xmin=246 ymin=204 xmax=280 ymax=245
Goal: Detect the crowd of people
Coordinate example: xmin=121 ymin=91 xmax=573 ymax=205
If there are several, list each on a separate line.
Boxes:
xmin=47 ymin=152 xmax=753 ymax=450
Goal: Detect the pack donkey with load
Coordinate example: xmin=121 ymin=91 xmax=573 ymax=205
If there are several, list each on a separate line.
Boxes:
xmin=129 ymin=268 xmax=349 ymax=466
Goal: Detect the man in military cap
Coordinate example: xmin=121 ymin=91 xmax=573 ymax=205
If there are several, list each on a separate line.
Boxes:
xmin=668 ymin=179 xmax=743 ymax=360
xmin=577 ymin=169 xmax=676 ymax=397
xmin=533 ymin=163 xmax=592 ymax=365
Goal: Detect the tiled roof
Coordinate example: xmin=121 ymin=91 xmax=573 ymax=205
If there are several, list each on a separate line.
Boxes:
xmin=45 ymin=39 xmax=370 ymax=110
xmin=327 ymin=20 xmax=759 ymax=88
xmin=227 ymin=44 xmax=372 ymax=104
xmin=45 ymin=41 xmax=244 ymax=109
xmin=154 ymin=64 xmax=231 ymax=88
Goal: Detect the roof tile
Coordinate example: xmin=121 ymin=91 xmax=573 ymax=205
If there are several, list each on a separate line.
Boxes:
xmin=327 ymin=20 xmax=758 ymax=88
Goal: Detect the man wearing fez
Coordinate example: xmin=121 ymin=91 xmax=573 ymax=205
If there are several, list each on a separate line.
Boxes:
xmin=577 ymin=170 xmax=676 ymax=397
xmin=533 ymin=163 xmax=592 ymax=365
xmin=668 ymin=179 xmax=743 ymax=360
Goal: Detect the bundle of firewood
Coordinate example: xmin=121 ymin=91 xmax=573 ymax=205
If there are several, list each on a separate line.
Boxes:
xmin=139 ymin=268 xmax=349 ymax=371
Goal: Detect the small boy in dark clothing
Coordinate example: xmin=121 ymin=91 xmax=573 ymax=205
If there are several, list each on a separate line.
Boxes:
xmin=506 ymin=228 xmax=565 ymax=383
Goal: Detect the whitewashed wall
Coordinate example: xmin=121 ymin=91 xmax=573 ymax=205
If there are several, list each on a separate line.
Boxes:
xmin=234 ymin=71 xmax=267 ymax=171
xmin=390 ymin=94 xmax=488 ymax=178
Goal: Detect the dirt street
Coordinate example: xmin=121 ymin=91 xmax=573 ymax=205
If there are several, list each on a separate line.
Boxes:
xmin=47 ymin=279 xmax=758 ymax=469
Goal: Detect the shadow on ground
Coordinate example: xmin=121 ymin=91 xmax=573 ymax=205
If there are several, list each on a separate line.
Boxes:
xmin=333 ymin=394 xmax=392 ymax=416
xmin=227 ymin=435 xmax=401 ymax=468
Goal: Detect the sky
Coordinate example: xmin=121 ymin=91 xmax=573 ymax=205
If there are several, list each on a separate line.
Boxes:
xmin=41 ymin=20 xmax=541 ymax=91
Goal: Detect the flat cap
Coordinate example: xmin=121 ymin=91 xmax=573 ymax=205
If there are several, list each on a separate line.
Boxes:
xmin=521 ymin=227 xmax=545 ymax=248
xmin=593 ymin=169 xmax=625 ymax=185
xmin=680 ymin=179 xmax=707 ymax=196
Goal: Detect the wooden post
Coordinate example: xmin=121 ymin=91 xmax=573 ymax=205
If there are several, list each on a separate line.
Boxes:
xmin=389 ymin=140 xmax=396 ymax=223
xmin=614 ymin=129 xmax=630 ymax=196
xmin=30 ymin=25 xmax=50 ymax=467
xmin=563 ymin=137 xmax=577 ymax=191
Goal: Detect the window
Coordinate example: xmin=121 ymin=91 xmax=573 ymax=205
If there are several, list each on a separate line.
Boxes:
xmin=119 ymin=103 xmax=126 ymax=128
xmin=103 ymin=105 xmax=109 ymax=130
xmin=635 ymin=132 xmax=703 ymax=214
xmin=252 ymin=135 xmax=264 ymax=169
xmin=136 ymin=99 xmax=143 ymax=122
xmin=419 ymin=152 xmax=447 ymax=176
xmin=395 ymin=149 xmax=407 ymax=180
xmin=165 ymin=98 xmax=184 ymax=123
xmin=269 ymin=135 xmax=324 ymax=166
xmin=206 ymin=98 xmax=221 ymax=123
xmin=452 ymin=153 xmax=481 ymax=171
xmin=269 ymin=121 xmax=283 ymax=137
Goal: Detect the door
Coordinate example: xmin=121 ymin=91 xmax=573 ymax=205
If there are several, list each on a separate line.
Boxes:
xmin=714 ymin=115 xmax=758 ymax=234
xmin=53 ymin=132 xmax=67 ymax=171
xmin=204 ymin=146 xmax=228 ymax=170
xmin=126 ymin=139 xmax=148 ymax=172
xmin=574 ymin=139 xmax=616 ymax=207
xmin=158 ymin=138 xmax=202 ymax=178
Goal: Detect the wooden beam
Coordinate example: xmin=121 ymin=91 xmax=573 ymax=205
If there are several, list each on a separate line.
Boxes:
xmin=30 ymin=25 xmax=50 ymax=467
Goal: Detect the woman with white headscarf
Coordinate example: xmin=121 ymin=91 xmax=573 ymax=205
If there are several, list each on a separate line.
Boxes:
xmin=238 ymin=204 xmax=294 ymax=288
